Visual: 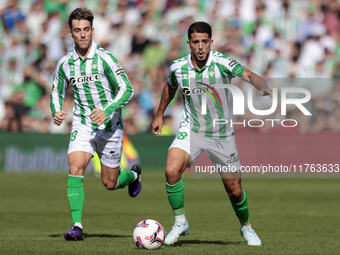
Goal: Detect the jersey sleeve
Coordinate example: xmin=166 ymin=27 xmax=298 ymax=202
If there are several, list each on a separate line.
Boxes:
xmin=167 ymin=61 xmax=179 ymax=88
xmin=102 ymin=56 xmax=134 ymax=118
xmin=50 ymin=61 xmax=69 ymax=117
xmin=221 ymin=55 xmax=247 ymax=78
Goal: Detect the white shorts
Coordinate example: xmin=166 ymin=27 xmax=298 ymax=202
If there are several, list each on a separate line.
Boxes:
xmin=68 ymin=123 xmax=123 ymax=168
xmin=169 ymin=126 xmax=242 ymax=170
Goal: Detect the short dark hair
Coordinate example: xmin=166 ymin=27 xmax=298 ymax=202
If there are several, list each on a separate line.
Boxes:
xmin=68 ymin=8 xmax=94 ymax=29
xmin=188 ymin=22 xmax=212 ymax=40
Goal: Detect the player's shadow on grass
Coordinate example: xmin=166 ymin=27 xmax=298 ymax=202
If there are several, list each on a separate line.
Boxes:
xmin=174 ymin=240 xmax=242 ymax=246
xmin=49 ymin=234 xmax=130 ymax=238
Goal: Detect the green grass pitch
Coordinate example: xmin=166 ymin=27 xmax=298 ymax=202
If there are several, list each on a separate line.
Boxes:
xmin=0 ymin=172 xmax=339 ymax=255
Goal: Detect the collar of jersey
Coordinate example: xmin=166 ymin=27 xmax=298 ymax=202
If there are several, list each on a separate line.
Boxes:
xmin=72 ymin=41 xmax=97 ymax=61
xmin=187 ymin=49 xmax=212 ymax=73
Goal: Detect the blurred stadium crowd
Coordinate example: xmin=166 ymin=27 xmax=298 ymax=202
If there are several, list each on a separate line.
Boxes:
xmin=0 ymin=0 xmax=340 ymax=135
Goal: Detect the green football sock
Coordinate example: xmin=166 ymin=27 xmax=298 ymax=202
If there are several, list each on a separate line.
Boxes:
xmin=67 ymin=175 xmax=85 ymax=224
xmin=114 ymin=168 xmax=135 ymax=189
xmin=166 ymin=179 xmax=185 ymax=216
xmin=230 ymin=189 xmax=250 ymax=226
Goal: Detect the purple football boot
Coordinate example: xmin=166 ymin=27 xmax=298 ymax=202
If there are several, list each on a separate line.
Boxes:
xmin=128 ymin=164 xmax=142 ymax=197
xmin=64 ymin=225 xmax=84 ymax=241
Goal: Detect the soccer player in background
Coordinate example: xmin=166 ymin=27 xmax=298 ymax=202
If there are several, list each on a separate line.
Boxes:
xmin=50 ymin=8 xmax=141 ymax=241
xmin=151 ymin=22 xmax=272 ymax=246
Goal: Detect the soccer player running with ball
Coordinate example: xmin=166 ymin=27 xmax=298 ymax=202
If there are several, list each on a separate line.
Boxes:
xmin=50 ymin=8 xmax=141 ymax=241
xmin=151 ymin=22 xmax=272 ymax=246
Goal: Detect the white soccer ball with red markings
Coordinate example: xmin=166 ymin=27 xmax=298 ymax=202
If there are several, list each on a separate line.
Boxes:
xmin=133 ymin=219 xmax=165 ymax=249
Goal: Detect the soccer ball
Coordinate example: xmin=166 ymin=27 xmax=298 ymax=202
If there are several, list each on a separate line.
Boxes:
xmin=133 ymin=219 xmax=165 ymax=249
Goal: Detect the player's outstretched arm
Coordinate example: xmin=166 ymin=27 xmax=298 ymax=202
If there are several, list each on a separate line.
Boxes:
xmin=53 ymin=110 xmax=68 ymax=126
xmin=151 ymin=81 xmax=177 ymax=135
xmin=241 ymin=70 xmax=272 ymax=97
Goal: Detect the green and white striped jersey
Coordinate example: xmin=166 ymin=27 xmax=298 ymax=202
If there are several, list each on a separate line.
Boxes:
xmin=168 ymin=50 xmax=247 ymax=140
xmin=50 ymin=41 xmax=133 ymax=131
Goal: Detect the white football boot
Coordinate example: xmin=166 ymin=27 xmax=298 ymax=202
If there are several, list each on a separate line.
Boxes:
xmin=164 ymin=221 xmax=190 ymax=245
xmin=240 ymin=224 xmax=262 ymax=246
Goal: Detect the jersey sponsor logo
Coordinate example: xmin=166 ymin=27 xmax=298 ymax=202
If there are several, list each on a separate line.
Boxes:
xmin=229 ymin=60 xmax=238 ymax=68
xmin=115 ymin=69 xmax=124 ymax=75
xmin=182 ymin=82 xmax=223 ymax=107
xmin=198 ymin=82 xmax=223 ymax=107
xmin=226 ymin=152 xmax=240 ymax=164
xmin=182 ymin=84 xmax=219 ymax=95
xmin=226 ymin=57 xmax=239 ymax=68
xmin=115 ymin=62 xmax=125 ymax=75
xmin=70 ymin=74 xmax=102 ymax=85
xmin=182 ymin=87 xmax=190 ymax=96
